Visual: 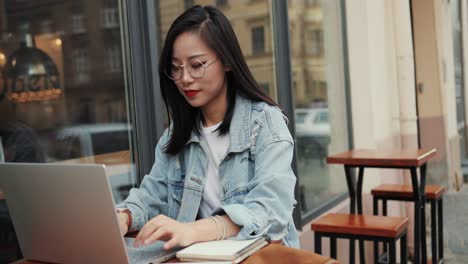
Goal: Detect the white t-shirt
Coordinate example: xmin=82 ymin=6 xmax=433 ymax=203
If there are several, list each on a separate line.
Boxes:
xmin=198 ymin=121 xmax=230 ymax=219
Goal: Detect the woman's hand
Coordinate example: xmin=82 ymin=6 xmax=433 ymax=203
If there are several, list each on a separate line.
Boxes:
xmin=117 ymin=212 xmax=129 ymax=235
xmin=134 ymin=214 xmax=197 ymax=250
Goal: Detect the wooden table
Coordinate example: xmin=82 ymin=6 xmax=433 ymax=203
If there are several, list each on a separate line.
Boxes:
xmin=14 ymin=243 xmax=337 ymax=264
xmin=327 ymin=148 xmax=436 ymax=264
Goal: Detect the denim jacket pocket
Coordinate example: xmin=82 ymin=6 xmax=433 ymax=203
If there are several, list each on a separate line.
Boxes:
xmin=168 ymin=164 xmax=185 ymax=219
xmin=168 ymin=179 xmax=184 ymax=219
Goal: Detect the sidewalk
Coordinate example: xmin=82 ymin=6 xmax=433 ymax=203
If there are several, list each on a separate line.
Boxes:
xmin=441 ymin=183 xmax=468 ymax=263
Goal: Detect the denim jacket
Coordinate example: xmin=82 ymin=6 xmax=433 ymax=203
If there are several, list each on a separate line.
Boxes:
xmin=116 ymin=95 xmax=299 ymax=247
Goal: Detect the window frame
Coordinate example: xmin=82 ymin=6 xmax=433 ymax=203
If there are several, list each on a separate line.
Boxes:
xmin=71 ymin=13 xmax=86 ymax=34
xmin=272 ymin=0 xmax=353 ymax=228
xmin=121 ymin=0 xmax=166 ymax=181
xmin=251 ymin=25 xmax=266 ymax=55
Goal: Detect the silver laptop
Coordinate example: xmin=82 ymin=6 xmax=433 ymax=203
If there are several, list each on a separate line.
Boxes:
xmin=0 ymin=163 xmax=178 ymax=264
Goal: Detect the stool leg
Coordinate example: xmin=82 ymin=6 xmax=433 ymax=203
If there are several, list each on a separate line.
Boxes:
xmin=383 ymin=199 xmax=388 ymax=262
xmin=373 ymin=197 xmax=379 ymax=263
xmin=401 ymin=233 xmax=407 ymax=264
xmin=420 ymin=165 xmax=428 ymax=264
xmin=389 ymin=240 xmax=396 ymax=264
xmin=422 ymin=198 xmax=428 ymax=263
xmin=314 ymin=233 xmax=322 ymax=254
xmin=431 ymin=199 xmax=437 ymax=264
xmin=411 ymin=167 xmax=421 ymax=264
xmin=359 ymin=239 xmax=365 ymax=264
xmin=438 ymin=199 xmax=444 ymax=261
xmin=357 ymin=168 xmax=365 ymax=264
xmin=330 ymin=237 xmax=337 ymax=259
xmin=350 ymin=239 xmax=355 ymax=264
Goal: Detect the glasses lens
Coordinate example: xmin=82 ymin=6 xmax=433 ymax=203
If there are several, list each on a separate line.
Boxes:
xmin=190 ymin=60 xmax=205 ymax=79
xmin=168 ymin=63 xmax=181 ymax=80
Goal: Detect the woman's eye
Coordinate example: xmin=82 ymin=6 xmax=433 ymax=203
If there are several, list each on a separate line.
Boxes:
xmin=191 ymin=64 xmax=203 ymax=69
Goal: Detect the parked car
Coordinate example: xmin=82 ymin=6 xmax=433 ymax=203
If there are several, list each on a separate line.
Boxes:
xmin=52 ymin=123 xmax=131 ymax=161
xmin=295 ymin=108 xmax=330 ymax=158
xmin=52 ymin=123 xmax=134 ymax=203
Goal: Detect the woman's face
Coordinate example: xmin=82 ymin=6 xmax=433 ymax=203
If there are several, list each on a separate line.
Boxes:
xmin=171 ymin=31 xmax=229 ymax=113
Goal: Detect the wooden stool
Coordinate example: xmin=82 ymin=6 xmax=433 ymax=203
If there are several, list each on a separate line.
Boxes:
xmin=242 ymin=244 xmax=339 ymax=264
xmin=311 ymin=213 xmax=408 ymax=264
xmin=371 ymin=184 xmax=445 ymax=264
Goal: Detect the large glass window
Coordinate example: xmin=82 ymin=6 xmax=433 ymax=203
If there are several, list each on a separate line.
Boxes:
xmin=288 ymin=0 xmax=349 ymax=218
xmin=154 ymin=0 xmax=350 ymax=223
xmin=155 ymin=0 xmax=278 ymax=106
xmin=0 ymin=0 xmax=135 ymax=262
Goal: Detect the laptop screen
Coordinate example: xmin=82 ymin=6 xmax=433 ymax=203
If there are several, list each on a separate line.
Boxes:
xmin=0 ymin=163 xmax=182 ymax=264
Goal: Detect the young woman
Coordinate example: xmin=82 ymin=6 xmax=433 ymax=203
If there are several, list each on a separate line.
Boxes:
xmin=116 ymin=5 xmax=299 ymax=249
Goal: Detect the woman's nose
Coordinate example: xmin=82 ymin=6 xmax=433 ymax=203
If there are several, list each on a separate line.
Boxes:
xmin=180 ymin=66 xmax=194 ymax=84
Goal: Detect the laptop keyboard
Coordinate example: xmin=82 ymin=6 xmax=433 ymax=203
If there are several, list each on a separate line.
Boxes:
xmin=125 ymin=238 xmax=179 ymax=264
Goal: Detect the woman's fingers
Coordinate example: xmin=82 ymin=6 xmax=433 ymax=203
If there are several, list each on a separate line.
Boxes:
xmin=134 ymin=215 xmax=173 ymax=247
xmin=164 ymin=236 xmax=180 ymax=250
xmin=133 ymin=215 xmax=194 ymax=249
xmin=144 ymin=226 xmax=173 ymax=245
xmin=135 ymin=220 xmax=163 ymax=246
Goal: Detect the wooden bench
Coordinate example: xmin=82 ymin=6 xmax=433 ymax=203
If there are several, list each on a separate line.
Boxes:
xmin=311 ymin=213 xmax=408 ymax=264
xmin=371 ymin=184 xmax=445 ymax=264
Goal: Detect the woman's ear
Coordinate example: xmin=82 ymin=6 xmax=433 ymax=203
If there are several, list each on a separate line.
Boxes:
xmin=224 ymin=65 xmax=231 ymax=72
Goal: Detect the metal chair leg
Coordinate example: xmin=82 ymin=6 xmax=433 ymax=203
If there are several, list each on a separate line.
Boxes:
xmin=401 ymin=233 xmax=407 ymax=264
xmin=389 ymin=240 xmax=396 ymax=264
xmin=383 ymin=199 xmax=388 ymax=262
xmin=330 ymin=237 xmax=337 ymax=259
xmin=314 ymin=233 xmax=322 ymax=254
xmin=431 ymin=199 xmax=437 ymax=264
xmin=438 ymin=199 xmax=444 ymax=261
xmin=373 ymin=197 xmax=379 ymax=263
xmin=349 ymin=239 xmax=355 ymax=264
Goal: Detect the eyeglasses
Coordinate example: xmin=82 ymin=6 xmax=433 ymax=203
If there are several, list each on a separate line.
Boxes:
xmin=165 ymin=58 xmax=217 ymax=81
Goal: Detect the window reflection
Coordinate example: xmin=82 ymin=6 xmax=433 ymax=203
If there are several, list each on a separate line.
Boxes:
xmin=295 ymin=108 xmax=330 ymax=160
xmin=155 ymin=0 xmax=349 ymax=216
xmin=289 ymin=0 xmax=348 ymax=214
xmin=156 ymin=0 xmax=277 ymax=100
xmin=0 ymin=0 xmax=133 ymax=261
xmin=252 ymin=26 xmax=265 ymax=55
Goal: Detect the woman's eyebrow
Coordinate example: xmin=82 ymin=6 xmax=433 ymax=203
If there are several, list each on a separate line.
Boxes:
xmin=171 ymin=53 xmax=208 ymax=61
xmin=189 ymin=54 xmax=207 ymax=59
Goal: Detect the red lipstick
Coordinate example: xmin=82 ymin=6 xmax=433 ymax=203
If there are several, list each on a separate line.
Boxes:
xmin=184 ymin=90 xmax=199 ymax=97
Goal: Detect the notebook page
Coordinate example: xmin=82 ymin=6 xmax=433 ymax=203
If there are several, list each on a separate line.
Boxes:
xmin=177 ymin=238 xmax=261 ymax=258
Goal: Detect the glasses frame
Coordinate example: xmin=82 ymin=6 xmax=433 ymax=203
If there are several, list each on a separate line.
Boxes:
xmin=165 ymin=58 xmax=218 ymax=81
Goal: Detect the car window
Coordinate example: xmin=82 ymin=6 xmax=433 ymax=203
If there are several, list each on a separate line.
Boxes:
xmin=91 ymin=131 xmax=129 ymax=156
xmin=54 ymin=136 xmax=82 ymax=160
xmin=314 ymin=111 xmax=328 ymax=124
xmin=295 ymin=112 xmax=307 ymax=124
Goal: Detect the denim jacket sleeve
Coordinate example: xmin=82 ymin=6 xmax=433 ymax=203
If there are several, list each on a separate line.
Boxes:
xmin=214 ymin=106 xmax=297 ymax=241
xmin=115 ymin=129 xmax=170 ymax=231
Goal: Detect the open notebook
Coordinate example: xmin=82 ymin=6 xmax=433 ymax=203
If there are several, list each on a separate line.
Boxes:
xmin=176 ymin=235 xmax=270 ymax=263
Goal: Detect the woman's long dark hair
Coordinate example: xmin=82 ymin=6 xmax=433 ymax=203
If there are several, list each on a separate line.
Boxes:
xmin=160 ymin=5 xmax=279 ymax=155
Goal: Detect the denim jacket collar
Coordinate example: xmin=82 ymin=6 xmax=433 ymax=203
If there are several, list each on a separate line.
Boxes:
xmin=186 ymin=94 xmax=252 ymax=153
